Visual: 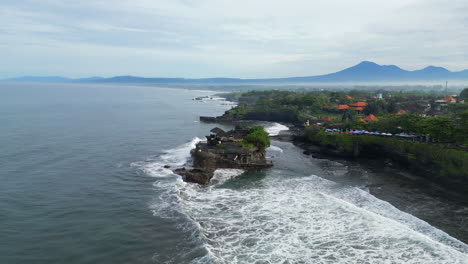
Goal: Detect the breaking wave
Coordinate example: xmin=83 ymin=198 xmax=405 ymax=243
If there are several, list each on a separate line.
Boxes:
xmin=135 ymin=138 xmax=468 ymax=264
xmin=131 ymin=137 xmax=202 ymax=178
xmin=265 ymin=123 xmax=289 ymax=136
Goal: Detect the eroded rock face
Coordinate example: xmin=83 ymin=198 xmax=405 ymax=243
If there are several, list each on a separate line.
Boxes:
xmin=176 ymin=125 xmax=273 ymax=185
xmin=173 ymin=168 xmax=215 ymax=185
xmin=191 ymin=142 xmax=272 ymax=169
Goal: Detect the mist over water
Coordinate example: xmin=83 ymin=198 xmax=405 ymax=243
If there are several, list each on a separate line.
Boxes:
xmin=1 ymin=83 xmax=467 ymax=263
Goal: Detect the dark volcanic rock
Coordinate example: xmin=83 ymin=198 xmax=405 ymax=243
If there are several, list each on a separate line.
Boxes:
xmin=164 ymin=165 xmax=171 ymax=168
xmin=179 ymin=125 xmax=273 ymax=185
xmin=192 ymin=142 xmax=272 ymax=169
xmin=200 ymin=113 xmax=237 ymax=122
xmin=173 ymin=168 xmax=215 ymax=185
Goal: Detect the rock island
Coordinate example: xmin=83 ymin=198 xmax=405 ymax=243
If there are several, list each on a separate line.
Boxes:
xmin=174 ymin=125 xmax=272 ymax=184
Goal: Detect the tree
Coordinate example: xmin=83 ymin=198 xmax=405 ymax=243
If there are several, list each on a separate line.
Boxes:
xmin=460 ymin=88 xmax=468 ymax=100
xmin=419 ymin=116 xmax=455 ymax=142
xmin=342 ymin=109 xmax=357 ymax=121
xmin=242 ymin=126 xmax=270 ymax=151
xmin=455 ymin=110 xmax=468 ymax=144
xmin=364 ymin=99 xmax=388 ymax=115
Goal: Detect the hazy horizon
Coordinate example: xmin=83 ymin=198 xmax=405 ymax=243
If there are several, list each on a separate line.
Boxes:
xmin=1 ymin=0 xmax=468 ymax=79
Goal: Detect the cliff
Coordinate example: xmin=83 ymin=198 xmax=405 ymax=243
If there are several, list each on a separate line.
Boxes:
xmin=192 ymin=141 xmax=272 ymax=169
xmin=301 ymin=128 xmax=468 ymax=194
xmin=200 ymin=110 xmax=300 ymax=124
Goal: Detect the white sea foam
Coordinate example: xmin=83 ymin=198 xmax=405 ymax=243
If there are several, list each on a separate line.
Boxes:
xmin=265 ymin=123 xmax=289 ymax=136
xmin=267 ymin=145 xmax=284 ymax=153
xmin=131 ymin=137 xmax=202 ymax=178
xmin=179 ymin=175 xmax=468 ymax=263
xmin=137 ymin=138 xmax=468 ymax=264
xmin=266 ymin=145 xmax=284 ymax=159
xmin=210 ymin=169 xmax=245 ymax=186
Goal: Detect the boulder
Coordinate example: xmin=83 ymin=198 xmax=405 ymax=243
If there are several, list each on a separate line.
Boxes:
xmin=173 ymin=168 xmax=215 ymax=185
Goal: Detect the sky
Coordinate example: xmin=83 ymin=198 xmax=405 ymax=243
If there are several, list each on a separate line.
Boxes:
xmin=1 ymin=0 xmax=467 ymax=79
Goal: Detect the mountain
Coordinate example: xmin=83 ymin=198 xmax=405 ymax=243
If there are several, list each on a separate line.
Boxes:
xmin=278 ymin=61 xmax=468 ymax=82
xmin=3 ymin=61 xmax=468 ymax=84
xmin=4 ymin=76 xmax=73 ymax=82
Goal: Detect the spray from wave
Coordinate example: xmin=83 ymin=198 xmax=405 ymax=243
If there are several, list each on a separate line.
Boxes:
xmin=264 ymin=123 xmax=289 ymax=136
xmin=131 ymin=137 xmax=202 ymax=178
xmin=135 ymin=136 xmax=468 ymax=264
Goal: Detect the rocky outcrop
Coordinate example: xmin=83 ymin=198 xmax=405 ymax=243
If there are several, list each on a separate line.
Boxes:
xmin=174 ymin=126 xmax=273 ymax=185
xmin=173 ymin=168 xmax=214 ymax=185
xmin=200 ymin=113 xmax=237 ymax=122
xmin=192 ymin=142 xmax=272 ymax=169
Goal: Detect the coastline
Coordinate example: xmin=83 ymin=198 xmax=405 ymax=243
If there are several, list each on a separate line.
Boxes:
xmin=270 ymin=124 xmax=468 ymax=244
xmin=198 ymin=93 xmax=468 ymax=245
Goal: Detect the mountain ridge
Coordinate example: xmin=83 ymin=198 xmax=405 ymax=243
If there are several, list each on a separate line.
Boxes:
xmin=3 ymin=61 xmax=468 ymax=83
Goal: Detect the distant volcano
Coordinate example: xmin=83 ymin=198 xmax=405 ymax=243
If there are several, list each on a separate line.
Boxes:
xmin=4 ymin=61 xmax=468 ymax=83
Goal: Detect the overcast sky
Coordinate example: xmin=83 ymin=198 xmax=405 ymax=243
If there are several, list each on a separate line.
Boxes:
xmin=1 ymin=0 xmax=467 ymax=78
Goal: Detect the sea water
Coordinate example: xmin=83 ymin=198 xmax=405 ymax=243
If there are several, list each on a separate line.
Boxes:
xmin=1 ymin=83 xmax=467 ymax=263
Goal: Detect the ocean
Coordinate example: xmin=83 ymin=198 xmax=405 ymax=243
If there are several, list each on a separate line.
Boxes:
xmin=1 ymin=83 xmax=467 ymax=264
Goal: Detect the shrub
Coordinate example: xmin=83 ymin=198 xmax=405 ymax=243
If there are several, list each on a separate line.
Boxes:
xmin=242 ymin=126 xmax=270 ymax=151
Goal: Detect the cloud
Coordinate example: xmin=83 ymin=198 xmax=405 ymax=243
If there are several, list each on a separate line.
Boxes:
xmin=0 ymin=0 xmax=467 ymax=78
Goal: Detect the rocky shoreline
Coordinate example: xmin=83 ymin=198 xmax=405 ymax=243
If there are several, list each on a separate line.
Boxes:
xmin=194 ymin=113 xmax=468 ymax=243
xmin=173 ymin=126 xmax=272 ymax=185
xmin=269 ymin=124 xmax=468 ymax=243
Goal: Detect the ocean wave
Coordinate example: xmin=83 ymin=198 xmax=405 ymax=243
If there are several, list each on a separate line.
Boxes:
xmin=265 ymin=123 xmax=289 ymax=136
xmin=178 ymin=174 xmax=468 ymax=263
xmin=131 ymin=137 xmax=202 ymax=178
xmin=138 ymin=137 xmax=468 ymax=264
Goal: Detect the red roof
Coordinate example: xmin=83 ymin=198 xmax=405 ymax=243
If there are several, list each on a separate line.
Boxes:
xmin=350 ymin=102 xmax=368 ymax=107
xmin=351 ymin=107 xmax=364 ymax=111
xmin=346 ymin=95 xmax=354 ymax=99
xmin=397 ymin=110 xmax=407 ymax=115
xmin=359 ymin=114 xmax=379 ymax=122
xmin=442 ymin=96 xmax=456 ymax=102
xmin=321 ymin=117 xmax=333 ymax=121
xmin=335 ymin=105 xmax=350 ymax=110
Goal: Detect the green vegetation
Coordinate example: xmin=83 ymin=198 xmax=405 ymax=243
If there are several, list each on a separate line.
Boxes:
xmin=460 ymin=88 xmax=468 ymax=100
xmin=241 ymin=126 xmax=271 ymax=151
xmin=223 ymin=89 xmax=467 ymax=147
xmin=304 ymin=126 xmax=468 ymax=181
xmin=218 ymin=88 xmax=467 ymax=190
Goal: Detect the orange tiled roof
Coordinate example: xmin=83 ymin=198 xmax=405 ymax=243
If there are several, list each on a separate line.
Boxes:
xmin=350 ymin=102 xmax=368 ymax=107
xmin=335 ymin=105 xmax=350 ymax=110
xmin=442 ymin=96 xmax=456 ymax=102
xmin=359 ymin=114 xmax=379 ymax=122
xmin=346 ymin=95 xmax=354 ymax=99
xmin=321 ymin=117 xmax=333 ymax=121
xmin=351 ymin=107 xmax=364 ymax=111
xmin=397 ymin=110 xmax=407 ymax=115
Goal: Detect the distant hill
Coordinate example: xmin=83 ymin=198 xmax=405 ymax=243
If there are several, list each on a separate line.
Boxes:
xmin=272 ymin=61 xmax=468 ymax=82
xmin=3 ymin=76 xmax=105 ymax=83
xmin=3 ymin=61 xmax=468 ymax=84
xmin=4 ymin=76 xmax=73 ymax=82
